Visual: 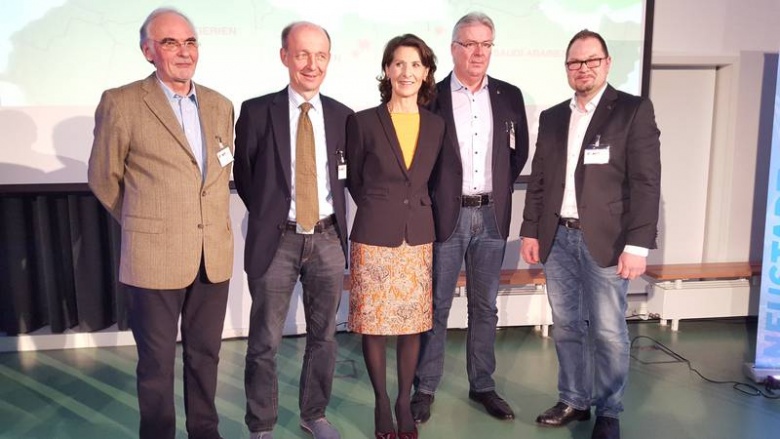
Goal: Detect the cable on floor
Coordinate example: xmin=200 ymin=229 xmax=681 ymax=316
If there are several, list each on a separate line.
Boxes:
xmin=630 ymin=335 xmax=780 ymax=400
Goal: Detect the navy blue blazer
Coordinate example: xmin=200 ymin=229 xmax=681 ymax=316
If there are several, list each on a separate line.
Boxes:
xmin=233 ymin=87 xmax=353 ymax=278
xmin=429 ymin=73 xmax=529 ymax=241
xmin=346 ymin=104 xmax=445 ymax=247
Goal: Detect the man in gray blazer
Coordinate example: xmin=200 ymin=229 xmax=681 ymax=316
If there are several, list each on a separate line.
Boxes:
xmin=88 ymin=8 xmax=234 ymax=439
xmin=520 ymin=30 xmax=661 ymax=439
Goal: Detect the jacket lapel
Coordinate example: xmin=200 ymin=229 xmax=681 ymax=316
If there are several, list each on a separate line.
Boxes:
xmin=575 ymin=84 xmax=618 ymax=198
xmin=581 ymin=85 xmax=617 ymax=152
xmin=488 ymin=75 xmax=505 ymax=174
xmin=141 ymin=74 xmax=193 ymax=161
xmin=270 ymin=88 xmax=292 ymax=192
xmin=377 ymin=105 xmax=410 ymax=178
xmin=322 ymin=96 xmax=341 ymax=189
xmin=436 ymin=75 xmax=461 ymax=163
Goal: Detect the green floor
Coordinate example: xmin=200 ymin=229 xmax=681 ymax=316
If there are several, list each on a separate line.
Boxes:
xmin=1 ymin=319 xmax=778 ymax=439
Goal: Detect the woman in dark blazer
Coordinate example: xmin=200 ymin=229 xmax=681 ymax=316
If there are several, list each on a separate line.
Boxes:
xmin=346 ymin=34 xmax=444 ymax=439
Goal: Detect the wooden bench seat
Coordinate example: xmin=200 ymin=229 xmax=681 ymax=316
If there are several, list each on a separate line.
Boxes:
xmin=456 ymin=268 xmax=546 ymax=287
xmin=644 ymin=262 xmax=761 ymax=282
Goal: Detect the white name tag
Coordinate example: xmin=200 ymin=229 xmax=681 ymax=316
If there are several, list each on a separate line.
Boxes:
xmin=338 ymin=164 xmax=347 ymax=180
xmin=583 ymin=134 xmax=609 ymax=165
xmin=506 ymin=121 xmax=516 ymax=150
xmin=217 ymin=143 xmax=234 ymax=167
xmin=584 ymin=146 xmax=609 ymax=164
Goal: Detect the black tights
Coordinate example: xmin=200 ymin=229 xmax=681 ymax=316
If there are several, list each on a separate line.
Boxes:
xmin=361 ymin=333 xmax=420 ymax=433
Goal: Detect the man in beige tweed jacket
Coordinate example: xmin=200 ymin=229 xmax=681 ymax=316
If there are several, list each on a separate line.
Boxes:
xmin=87 ymin=8 xmax=234 ymax=439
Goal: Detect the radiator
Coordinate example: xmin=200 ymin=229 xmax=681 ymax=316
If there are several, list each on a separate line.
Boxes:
xmin=645 ymin=279 xmax=760 ymax=331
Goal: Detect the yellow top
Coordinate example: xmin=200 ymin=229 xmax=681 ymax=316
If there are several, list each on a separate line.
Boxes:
xmin=389 ymin=112 xmax=420 ymax=169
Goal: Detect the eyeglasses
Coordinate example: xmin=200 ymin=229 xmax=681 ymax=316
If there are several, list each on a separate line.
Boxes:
xmin=566 ymin=57 xmax=606 ymax=71
xmin=453 ymin=40 xmax=494 ymax=51
xmin=153 ymin=38 xmax=199 ymax=52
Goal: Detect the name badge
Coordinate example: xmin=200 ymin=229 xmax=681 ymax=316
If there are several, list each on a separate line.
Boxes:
xmin=583 ymin=134 xmax=609 ymax=165
xmin=506 ymin=121 xmax=516 ymax=150
xmin=336 ymin=149 xmax=347 ymax=180
xmin=216 ymin=137 xmax=234 ymax=167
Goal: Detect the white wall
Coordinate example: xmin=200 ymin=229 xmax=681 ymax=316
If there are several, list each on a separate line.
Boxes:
xmin=653 ymin=0 xmax=780 ymax=56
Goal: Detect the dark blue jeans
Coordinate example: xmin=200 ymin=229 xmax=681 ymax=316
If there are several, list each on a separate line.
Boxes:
xmin=543 ymin=226 xmax=629 ymax=418
xmin=244 ymin=224 xmax=344 ymax=432
xmin=416 ymin=204 xmax=506 ymax=394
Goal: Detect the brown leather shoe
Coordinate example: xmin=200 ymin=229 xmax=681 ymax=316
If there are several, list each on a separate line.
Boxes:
xmin=410 ymin=392 xmax=434 ymax=424
xmin=468 ymin=390 xmax=515 ymax=420
xmin=535 ymin=402 xmax=591 ymax=427
xmin=591 ymin=416 xmax=620 ymax=439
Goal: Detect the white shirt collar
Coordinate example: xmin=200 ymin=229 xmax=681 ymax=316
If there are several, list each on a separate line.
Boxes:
xmin=450 ymin=72 xmax=489 ymax=93
xmin=569 ymin=83 xmax=608 ymax=114
xmin=288 ymin=87 xmax=322 ymax=112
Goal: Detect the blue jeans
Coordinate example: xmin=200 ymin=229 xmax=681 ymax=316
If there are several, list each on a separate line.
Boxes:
xmin=244 ymin=224 xmax=344 ymax=432
xmin=543 ymin=226 xmax=629 ymax=418
xmin=416 ymin=204 xmax=506 ymax=393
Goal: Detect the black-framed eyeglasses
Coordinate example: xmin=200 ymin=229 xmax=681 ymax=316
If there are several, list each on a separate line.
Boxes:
xmin=566 ymin=57 xmax=606 ymax=71
xmin=153 ymin=38 xmax=199 ymax=52
xmin=453 ymin=40 xmax=494 ymax=51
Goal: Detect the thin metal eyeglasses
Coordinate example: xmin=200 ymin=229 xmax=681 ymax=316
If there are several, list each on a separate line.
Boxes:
xmin=566 ymin=57 xmax=606 ymax=71
xmin=153 ymin=38 xmax=199 ymax=52
xmin=453 ymin=40 xmax=495 ymax=51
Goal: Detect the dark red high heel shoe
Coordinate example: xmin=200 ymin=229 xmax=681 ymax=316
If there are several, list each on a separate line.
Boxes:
xmin=397 ymin=427 xmax=418 ymax=439
xmin=375 ymin=432 xmax=396 ymax=439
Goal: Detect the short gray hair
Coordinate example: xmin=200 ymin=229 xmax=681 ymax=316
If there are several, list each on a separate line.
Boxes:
xmin=451 ymin=11 xmax=495 ymax=42
xmin=139 ymin=7 xmax=197 ymax=48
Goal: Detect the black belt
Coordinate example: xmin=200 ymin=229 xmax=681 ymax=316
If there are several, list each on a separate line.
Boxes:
xmin=461 ymin=193 xmax=492 ymax=207
xmin=286 ymin=214 xmax=336 ymax=233
xmin=559 ymin=217 xmax=581 ymax=230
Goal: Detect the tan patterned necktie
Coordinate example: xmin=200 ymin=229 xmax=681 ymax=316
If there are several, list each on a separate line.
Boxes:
xmin=295 ymin=102 xmax=318 ymax=231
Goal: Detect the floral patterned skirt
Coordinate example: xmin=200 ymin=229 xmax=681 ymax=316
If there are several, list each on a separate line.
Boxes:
xmin=348 ymin=241 xmax=433 ymax=335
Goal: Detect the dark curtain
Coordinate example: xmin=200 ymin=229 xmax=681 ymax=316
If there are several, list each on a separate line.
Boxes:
xmin=0 ymin=193 xmax=125 ymax=335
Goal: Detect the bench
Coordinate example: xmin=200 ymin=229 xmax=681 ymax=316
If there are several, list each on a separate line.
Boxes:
xmin=643 ymin=262 xmax=761 ymax=331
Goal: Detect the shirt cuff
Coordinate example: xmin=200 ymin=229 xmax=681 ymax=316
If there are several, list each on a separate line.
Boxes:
xmin=624 ymin=245 xmax=649 ymax=257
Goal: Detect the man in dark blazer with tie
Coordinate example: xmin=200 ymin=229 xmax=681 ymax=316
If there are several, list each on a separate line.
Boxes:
xmin=88 ymin=8 xmax=234 ymax=439
xmin=412 ymin=11 xmax=529 ymax=422
xmin=233 ymin=22 xmax=352 ymax=439
xmin=520 ymin=30 xmax=661 ymax=439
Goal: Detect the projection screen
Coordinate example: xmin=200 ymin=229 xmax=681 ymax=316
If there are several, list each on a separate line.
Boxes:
xmin=0 ymin=0 xmax=653 ymax=186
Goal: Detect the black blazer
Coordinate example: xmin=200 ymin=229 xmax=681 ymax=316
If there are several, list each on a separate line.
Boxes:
xmin=346 ymin=104 xmax=445 ymax=247
xmin=429 ymin=73 xmax=529 ymax=241
xmin=520 ymin=84 xmax=661 ymax=267
xmin=234 ymin=87 xmax=353 ymax=278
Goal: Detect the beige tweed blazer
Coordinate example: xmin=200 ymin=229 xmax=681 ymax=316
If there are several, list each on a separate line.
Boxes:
xmin=88 ymin=74 xmax=235 ymax=289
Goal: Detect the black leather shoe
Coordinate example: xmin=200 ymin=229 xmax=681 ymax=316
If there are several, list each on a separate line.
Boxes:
xmin=468 ymin=390 xmax=515 ymax=420
xmin=591 ymin=416 xmax=620 ymax=439
xmin=535 ymin=402 xmax=591 ymax=427
xmin=410 ymin=391 xmax=434 ymax=424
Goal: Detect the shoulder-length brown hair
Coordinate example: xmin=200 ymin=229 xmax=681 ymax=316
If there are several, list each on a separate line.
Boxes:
xmin=377 ymin=34 xmax=437 ymax=106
